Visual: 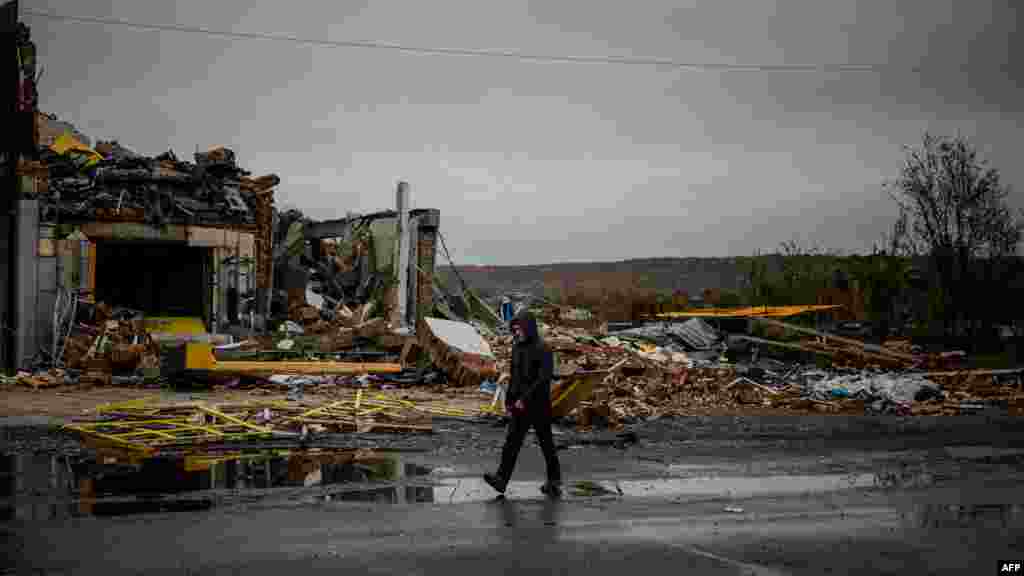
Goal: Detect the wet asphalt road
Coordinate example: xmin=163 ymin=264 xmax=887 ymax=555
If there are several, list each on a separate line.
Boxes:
xmin=3 ymin=414 xmax=1024 ymax=574
xmin=4 ymin=483 xmax=1023 ymax=575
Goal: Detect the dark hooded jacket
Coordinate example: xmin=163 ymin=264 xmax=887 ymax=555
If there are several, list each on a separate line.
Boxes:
xmin=508 ymin=310 xmax=554 ymax=413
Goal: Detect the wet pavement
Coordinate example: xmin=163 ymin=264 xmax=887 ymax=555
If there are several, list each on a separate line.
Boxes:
xmin=3 ymin=479 xmax=1023 ymax=575
xmin=7 ymin=444 xmax=1022 ymax=518
xmin=2 ymin=415 xmax=1024 ymax=574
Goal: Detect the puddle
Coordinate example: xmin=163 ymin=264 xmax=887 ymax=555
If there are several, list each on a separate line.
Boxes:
xmin=430 ymin=472 xmax=911 ymax=504
xmin=0 ymin=449 xmax=434 ymax=521
xmin=0 ymin=448 xmax=949 ymax=519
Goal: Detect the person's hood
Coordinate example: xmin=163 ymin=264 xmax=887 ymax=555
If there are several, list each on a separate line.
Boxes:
xmin=510 ymin=309 xmax=540 ymax=344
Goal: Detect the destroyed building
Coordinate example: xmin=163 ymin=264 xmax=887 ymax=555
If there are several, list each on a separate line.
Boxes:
xmin=4 ymin=110 xmax=441 ymax=372
xmin=276 ymin=182 xmax=440 ymax=331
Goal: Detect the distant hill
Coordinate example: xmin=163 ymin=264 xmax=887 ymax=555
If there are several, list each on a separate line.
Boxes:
xmin=437 ymin=256 xmax=789 ymax=300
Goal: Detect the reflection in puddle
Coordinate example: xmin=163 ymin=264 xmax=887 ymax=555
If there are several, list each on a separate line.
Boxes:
xmin=432 ymin=473 xmax=895 ymax=504
xmin=911 ymin=503 xmax=1024 ymax=530
xmin=0 ymin=449 xmax=956 ymax=520
xmin=0 ymin=450 xmax=433 ymax=521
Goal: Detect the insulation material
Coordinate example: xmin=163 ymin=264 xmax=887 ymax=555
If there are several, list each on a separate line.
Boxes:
xmin=418 ymin=317 xmax=499 ymax=388
xmin=369 ymin=217 xmax=397 ymax=272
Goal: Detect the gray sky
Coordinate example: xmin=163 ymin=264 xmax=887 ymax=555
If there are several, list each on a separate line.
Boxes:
xmin=25 ymin=0 xmax=1024 ymax=265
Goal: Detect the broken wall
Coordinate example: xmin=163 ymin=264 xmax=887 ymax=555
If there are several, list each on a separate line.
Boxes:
xmin=41 ymin=221 xmax=256 ymax=335
xmin=298 ymin=208 xmax=439 ymax=328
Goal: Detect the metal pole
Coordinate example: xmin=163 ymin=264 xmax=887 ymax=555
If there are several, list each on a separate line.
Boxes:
xmin=395 ymin=181 xmax=410 ymax=328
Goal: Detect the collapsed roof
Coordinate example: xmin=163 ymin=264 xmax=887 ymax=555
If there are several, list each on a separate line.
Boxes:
xmin=32 ymin=113 xmax=278 ymax=230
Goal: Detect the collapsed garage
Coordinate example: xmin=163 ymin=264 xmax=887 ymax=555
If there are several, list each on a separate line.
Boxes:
xmin=10 ymin=216 xmax=259 ymax=368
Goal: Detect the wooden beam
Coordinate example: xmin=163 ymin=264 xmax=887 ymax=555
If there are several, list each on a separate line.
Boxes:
xmin=752 ymin=318 xmax=916 ymax=361
xmin=739 ymin=334 xmax=913 ymax=367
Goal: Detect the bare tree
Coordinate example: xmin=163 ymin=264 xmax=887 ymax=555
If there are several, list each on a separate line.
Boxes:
xmin=887 ymin=133 xmax=1024 ymax=340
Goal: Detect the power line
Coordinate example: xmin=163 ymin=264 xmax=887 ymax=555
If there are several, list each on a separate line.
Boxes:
xmin=23 ymin=9 xmax=916 ymax=73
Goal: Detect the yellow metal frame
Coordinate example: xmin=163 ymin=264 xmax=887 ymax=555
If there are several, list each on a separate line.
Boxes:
xmin=70 ymin=390 xmax=505 ymax=453
xmin=65 ymin=403 xmax=274 ymax=453
xmin=283 ymin=391 xmax=484 ymax=426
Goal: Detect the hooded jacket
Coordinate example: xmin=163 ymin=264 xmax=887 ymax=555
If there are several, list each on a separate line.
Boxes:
xmin=507 ymin=310 xmax=554 ymax=412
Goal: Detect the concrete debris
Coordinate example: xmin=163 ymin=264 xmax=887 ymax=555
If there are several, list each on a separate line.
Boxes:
xmin=423 ymin=318 xmax=494 ymax=357
xmin=419 ymin=318 xmax=499 ymax=389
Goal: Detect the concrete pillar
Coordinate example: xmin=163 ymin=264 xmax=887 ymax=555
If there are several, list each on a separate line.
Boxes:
xmin=395 ymin=182 xmax=410 ymax=327
xmin=14 ymin=199 xmax=38 ymax=369
xmin=406 ymin=215 xmax=419 ymax=327
xmin=37 ymin=224 xmax=57 ymax=362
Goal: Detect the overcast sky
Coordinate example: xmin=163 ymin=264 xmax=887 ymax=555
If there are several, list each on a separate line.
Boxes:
xmin=23 ymin=0 xmax=1024 ymax=265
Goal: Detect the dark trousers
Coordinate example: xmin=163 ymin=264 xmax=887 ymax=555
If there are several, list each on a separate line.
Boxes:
xmin=497 ymin=408 xmax=561 ymax=484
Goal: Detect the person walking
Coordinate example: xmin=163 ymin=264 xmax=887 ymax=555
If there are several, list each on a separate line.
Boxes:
xmin=484 ymin=309 xmax=562 ymax=497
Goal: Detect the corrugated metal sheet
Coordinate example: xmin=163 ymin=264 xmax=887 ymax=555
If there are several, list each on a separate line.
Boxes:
xmin=674 ymin=318 xmax=720 ymax=350
xmin=611 ymin=318 xmax=720 ymax=351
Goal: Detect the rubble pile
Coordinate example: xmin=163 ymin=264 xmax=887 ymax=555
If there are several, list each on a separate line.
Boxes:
xmin=61 ymin=306 xmax=162 ymax=387
xmin=913 ymin=371 xmax=1024 ymax=415
xmin=474 ymin=305 xmax=1024 ymax=426
xmin=1 ymin=301 xmax=164 ymax=389
xmin=35 ymin=138 xmax=277 ymax=229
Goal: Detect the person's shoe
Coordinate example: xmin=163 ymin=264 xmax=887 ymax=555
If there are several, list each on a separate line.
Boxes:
xmin=540 ymin=481 xmax=562 ymax=498
xmin=484 ymin=473 xmax=507 ymax=494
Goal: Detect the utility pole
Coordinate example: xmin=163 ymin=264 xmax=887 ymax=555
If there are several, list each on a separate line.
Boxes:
xmin=2 ymin=1 xmax=21 ymax=373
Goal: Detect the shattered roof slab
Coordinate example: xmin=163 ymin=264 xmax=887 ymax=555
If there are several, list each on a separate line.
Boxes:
xmin=423 ymin=317 xmax=494 ymax=358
